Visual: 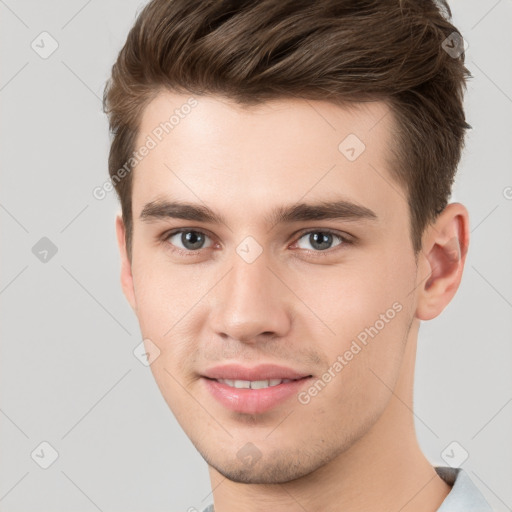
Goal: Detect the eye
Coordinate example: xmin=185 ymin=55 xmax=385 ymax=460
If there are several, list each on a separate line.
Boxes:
xmin=160 ymin=227 xmax=352 ymax=257
xmin=164 ymin=229 xmax=214 ymax=253
xmin=293 ymin=229 xmax=350 ymax=253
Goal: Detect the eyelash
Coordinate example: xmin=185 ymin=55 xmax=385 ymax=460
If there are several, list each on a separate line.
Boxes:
xmin=159 ymin=228 xmax=353 ymax=258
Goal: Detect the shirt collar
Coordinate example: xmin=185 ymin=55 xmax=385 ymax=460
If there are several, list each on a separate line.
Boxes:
xmin=435 ymin=466 xmax=493 ymax=511
xmin=201 ymin=466 xmax=494 ymax=512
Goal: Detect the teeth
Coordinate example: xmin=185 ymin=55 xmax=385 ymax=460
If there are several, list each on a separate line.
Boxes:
xmin=250 ymin=380 xmax=269 ymax=389
xmin=217 ymin=378 xmax=293 ymax=389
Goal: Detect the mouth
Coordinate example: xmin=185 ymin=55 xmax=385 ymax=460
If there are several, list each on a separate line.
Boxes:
xmin=200 ymin=365 xmax=313 ymax=414
xmin=205 ymin=376 xmax=309 ymax=389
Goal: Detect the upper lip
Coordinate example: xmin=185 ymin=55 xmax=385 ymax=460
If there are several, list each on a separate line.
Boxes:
xmin=201 ymin=364 xmax=312 ymax=381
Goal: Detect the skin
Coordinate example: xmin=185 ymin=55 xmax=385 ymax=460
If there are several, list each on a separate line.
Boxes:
xmin=115 ymin=91 xmax=470 ymax=512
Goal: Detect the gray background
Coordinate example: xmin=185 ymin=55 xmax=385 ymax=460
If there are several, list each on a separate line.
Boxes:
xmin=1 ymin=0 xmax=511 ymax=511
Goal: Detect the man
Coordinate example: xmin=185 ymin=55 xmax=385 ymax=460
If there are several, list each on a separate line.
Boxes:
xmin=103 ymin=0 xmax=493 ymax=510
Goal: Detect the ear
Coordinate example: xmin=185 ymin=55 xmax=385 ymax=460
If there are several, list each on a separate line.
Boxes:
xmin=115 ymin=214 xmax=137 ymax=312
xmin=415 ymin=202 xmax=470 ymax=321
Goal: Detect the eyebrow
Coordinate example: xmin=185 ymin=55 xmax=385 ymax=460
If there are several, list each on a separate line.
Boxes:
xmin=140 ymin=197 xmax=378 ymax=227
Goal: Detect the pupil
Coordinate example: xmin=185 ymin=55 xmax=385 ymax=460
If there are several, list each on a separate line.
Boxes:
xmin=183 ymin=231 xmax=204 ymax=250
xmin=311 ymin=232 xmax=332 ymax=251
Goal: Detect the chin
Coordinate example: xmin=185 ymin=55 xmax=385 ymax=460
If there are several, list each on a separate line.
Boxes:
xmin=200 ymin=444 xmax=336 ymax=484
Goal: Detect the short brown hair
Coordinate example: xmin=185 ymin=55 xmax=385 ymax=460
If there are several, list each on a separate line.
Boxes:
xmin=103 ymin=0 xmax=471 ymax=262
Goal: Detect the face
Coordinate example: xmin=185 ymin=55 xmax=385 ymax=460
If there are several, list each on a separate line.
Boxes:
xmin=119 ymin=92 xmax=421 ymax=484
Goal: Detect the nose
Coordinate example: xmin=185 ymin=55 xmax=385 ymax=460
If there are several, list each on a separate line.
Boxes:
xmin=209 ymin=251 xmax=292 ymax=344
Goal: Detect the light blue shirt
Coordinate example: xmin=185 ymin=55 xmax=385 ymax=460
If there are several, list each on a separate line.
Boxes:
xmin=200 ymin=467 xmax=493 ymax=512
xmin=435 ymin=467 xmax=493 ymax=511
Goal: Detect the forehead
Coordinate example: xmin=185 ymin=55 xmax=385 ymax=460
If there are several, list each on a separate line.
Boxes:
xmin=131 ymin=91 xmax=403 ymax=228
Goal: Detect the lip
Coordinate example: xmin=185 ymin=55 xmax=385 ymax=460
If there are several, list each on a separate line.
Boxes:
xmin=200 ymin=364 xmax=313 ymax=414
xmin=201 ymin=363 xmax=312 ymax=381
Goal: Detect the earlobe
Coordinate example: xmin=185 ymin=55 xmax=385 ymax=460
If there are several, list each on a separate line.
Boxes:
xmin=115 ymin=214 xmax=137 ymax=312
xmin=415 ymin=203 xmax=470 ymax=321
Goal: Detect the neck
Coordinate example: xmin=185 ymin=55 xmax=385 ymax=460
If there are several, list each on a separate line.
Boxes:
xmin=206 ymin=319 xmax=451 ymax=512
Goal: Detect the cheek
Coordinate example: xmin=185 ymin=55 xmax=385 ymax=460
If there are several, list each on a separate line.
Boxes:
xmin=131 ymin=264 xmax=202 ymax=414
xmin=303 ymin=257 xmax=413 ymax=378
xmin=296 ymin=259 xmax=407 ymax=335
xmin=300 ymin=293 xmax=411 ymax=433
xmin=130 ymin=257 xmax=210 ymax=373
xmin=131 ymin=259 xmax=183 ymax=348
xmin=132 ymin=271 xmax=169 ymax=334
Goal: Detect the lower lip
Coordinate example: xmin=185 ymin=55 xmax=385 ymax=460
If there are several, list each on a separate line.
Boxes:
xmin=201 ymin=377 xmax=312 ymax=414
